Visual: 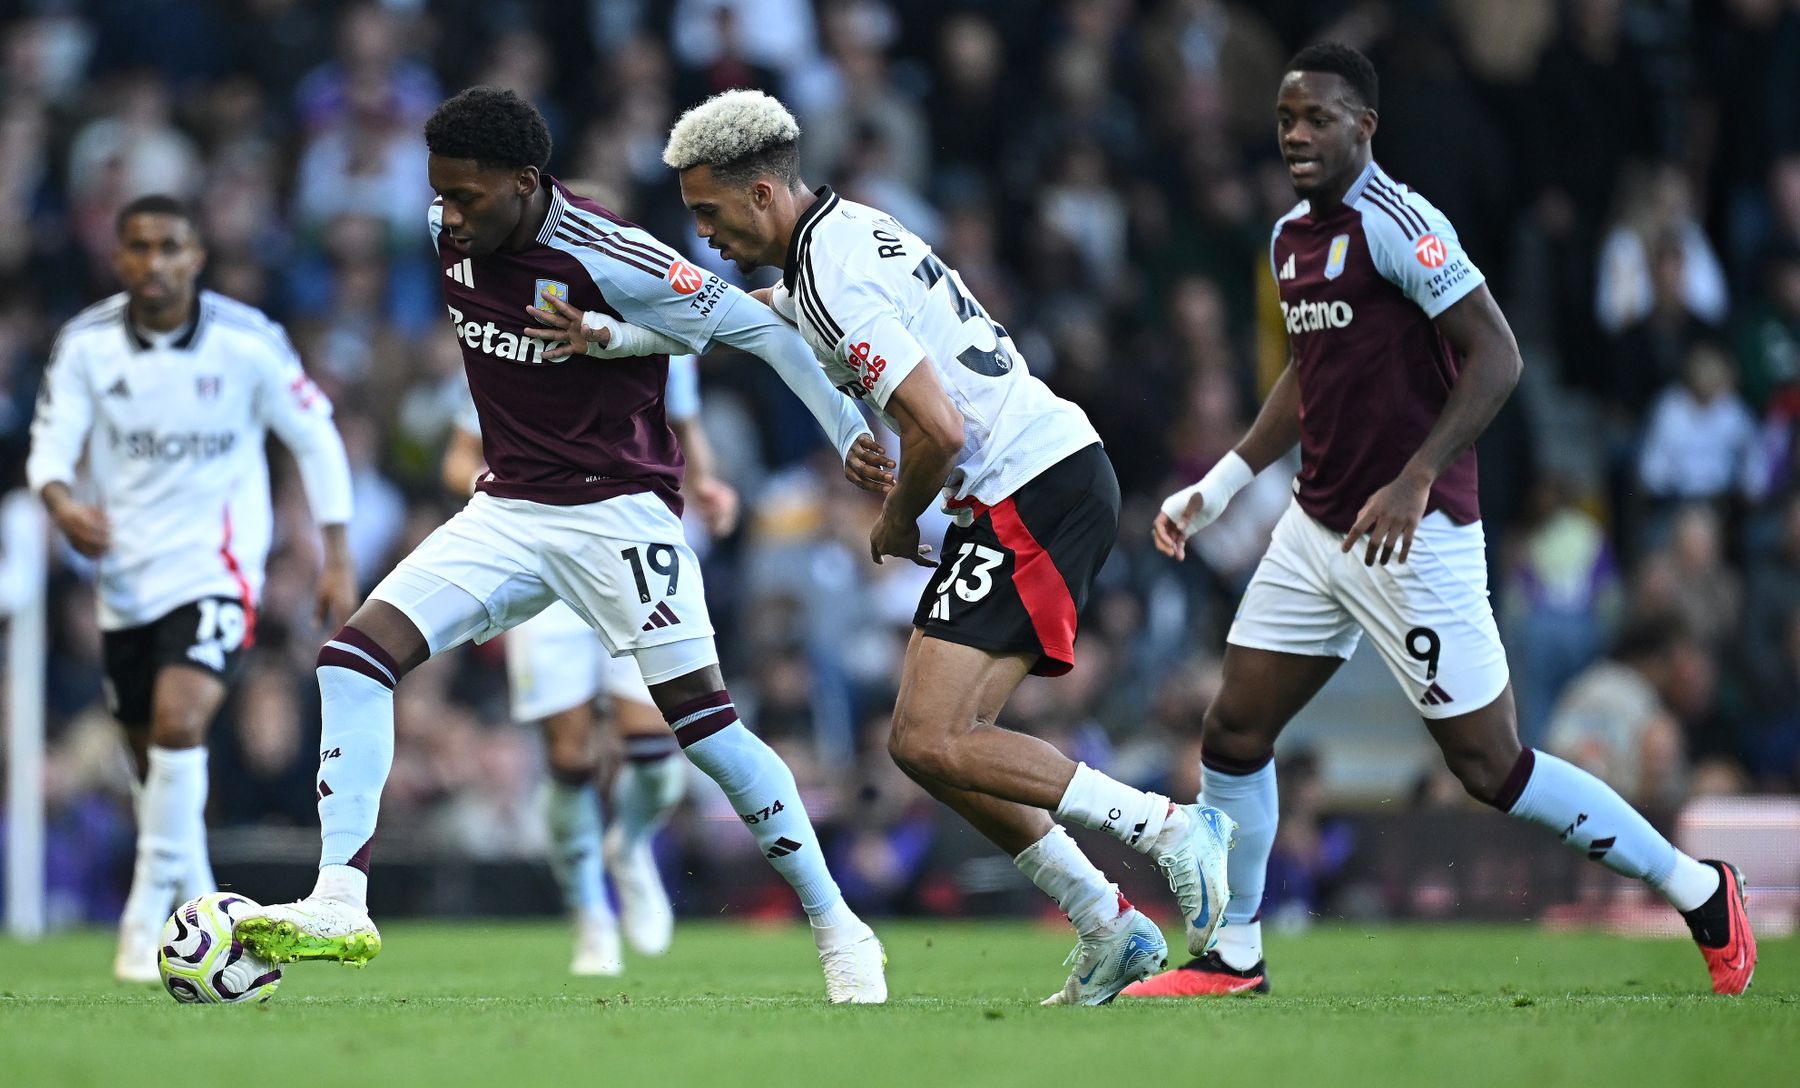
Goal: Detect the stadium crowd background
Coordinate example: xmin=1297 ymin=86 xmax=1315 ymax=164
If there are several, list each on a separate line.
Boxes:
xmin=2 ymin=0 xmax=1799 ymax=926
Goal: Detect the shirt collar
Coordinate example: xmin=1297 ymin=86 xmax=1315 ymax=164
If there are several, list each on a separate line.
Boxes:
xmin=782 ymin=185 xmax=836 ymax=292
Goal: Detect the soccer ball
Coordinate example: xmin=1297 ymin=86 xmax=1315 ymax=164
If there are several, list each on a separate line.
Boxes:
xmin=158 ymin=893 xmax=283 ymax=1004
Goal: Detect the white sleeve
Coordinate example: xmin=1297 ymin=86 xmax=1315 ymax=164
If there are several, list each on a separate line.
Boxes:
xmin=255 ymin=328 xmax=353 ymax=524
xmin=568 ymin=235 xmax=731 ymax=354
xmin=820 ymin=277 xmax=927 ymax=412
xmin=664 ymin=354 xmax=701 ymax=422
xmin=705 ymin=293 xmax=869 ymax=463
xmin=25 ymin=331 xmax=93 ymax=494
xmin=1362 ymin=190 xmax=1485 ymax=319
xmin=428 ymin=201 xmax=443 ymax=255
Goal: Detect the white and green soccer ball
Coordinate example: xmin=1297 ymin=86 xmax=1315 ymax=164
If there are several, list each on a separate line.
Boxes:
xmin=158 ymin=893 xmax=283 ymax=1004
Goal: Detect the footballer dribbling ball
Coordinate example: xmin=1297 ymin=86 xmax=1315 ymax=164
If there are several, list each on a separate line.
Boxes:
xmin=159 ymin=893 xmax=283 ymax=1004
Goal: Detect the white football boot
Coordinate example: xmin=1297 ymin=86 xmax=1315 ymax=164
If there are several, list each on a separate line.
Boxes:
xmin=816 ymin=920 xmax=888 ymax=1004
xmin=570 ymin=911 xmax=625 ymax=976
xmin=604 ymin=826 xmax=675 ymax=957
xmin=1041 ymin=908 xmax=1169 ymax=1006
xmin=233 ymin=896 xmax=382 ymax=966
xmin=113 ymin=917 xmax=163 ymax=983
xmin=1154 ymin=804 xmax=1237 ymax=955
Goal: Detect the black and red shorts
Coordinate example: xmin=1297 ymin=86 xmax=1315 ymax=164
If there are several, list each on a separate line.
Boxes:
xmin=912 ymin=443 xmax=1118 ymax=677
xmin=101 ymin=596 xmax=254 ymax=727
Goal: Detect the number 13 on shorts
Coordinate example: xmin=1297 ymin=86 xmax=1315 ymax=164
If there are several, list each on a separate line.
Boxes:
xmin=928 ymin=542 xmax=1005 ymax=620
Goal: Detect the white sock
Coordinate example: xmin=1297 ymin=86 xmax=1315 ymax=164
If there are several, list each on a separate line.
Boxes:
xmin=1053 ymin=762 xmax=1172 ymax=852
xmin=313 ymin=864 xmax=368 ymax=907
xmin=1504 ymin=749 xmax=1719 ymax=911
xmin=1201 ymin=757 xmax=1278 ymax=927
xmin=314 ymin=633 xmax=400 ymax=891
xmin=1013 ymin=825 xmax=1122 ymax=937
xmin=1211 ymin=920 xmax=1264 ymax=970
xmin=122 ymin=745 xmax=207 ymax=927
xmin=612 ymin=744 xmax=686 ymax=847
xmin=543 ymin=777 xmax=613 ymax=919
xmin=670 ymin=693 xmax=840 ymax=914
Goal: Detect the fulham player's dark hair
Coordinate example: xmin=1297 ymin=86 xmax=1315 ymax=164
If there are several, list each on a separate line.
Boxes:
xmin=425 ymin=86 xmax=552 ymax=171
xmin=1287 ymin=42 xmax=1379 ymax=112
xmin=115 ymin=194 xmax=195 ymax=237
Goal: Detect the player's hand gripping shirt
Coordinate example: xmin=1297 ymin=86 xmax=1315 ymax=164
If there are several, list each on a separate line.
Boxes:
xmin=1269 ymin=161 xmax=1486 ymax=532
xmin=26 ymin=292 xmax=353 ymax=629
xmin=771 ymin=187 xmax=1099 ymax=505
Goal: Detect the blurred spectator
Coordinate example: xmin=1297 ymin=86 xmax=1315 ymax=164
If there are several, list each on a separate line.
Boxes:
xmin=1596 ymin=164 xmax=1728 ymax=337
xmin=1733 ymin=241 xmax=1800 ymax=412
xmin=1633 ymin=505 xmax=1744 ymax=655
xmin=1637 ymin=341 xmax=1764 ymax=507
xmin=1607 ymin=233 xmax=1721 ymax=417
xmin=1502 ymin=476 xmax=1622 ymax=746
xmin=1545 ymin=619 xmax=1706 ymax=807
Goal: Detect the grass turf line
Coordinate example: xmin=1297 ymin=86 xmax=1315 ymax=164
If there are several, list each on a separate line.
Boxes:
xmin=0 ymin=921 xmax=1792 ymax=1088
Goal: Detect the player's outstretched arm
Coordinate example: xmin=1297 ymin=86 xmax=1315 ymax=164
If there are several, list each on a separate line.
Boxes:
xmin=703 ymin=292 xmax=887 ymax=487
xmin=869 ymin=362 xmax=962 ymax=567
xmin=1341 ymin=283 xmax=1521 ymax=566
xmin=1154 ymin=356 xmax=1303 ymax=560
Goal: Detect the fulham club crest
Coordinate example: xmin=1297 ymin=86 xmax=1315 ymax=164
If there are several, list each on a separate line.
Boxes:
xmin=195 ymin=375 xmax=222 ymax=399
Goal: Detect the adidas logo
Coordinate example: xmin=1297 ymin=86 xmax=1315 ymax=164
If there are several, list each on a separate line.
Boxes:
xmin=1278 ymin=252 xmax=1296 ymax=281
xmin=316 ymin=779 xmax=333 ymax=801
xmin=640 ymin=601 xmax=681 ymax=632
xmin=445 ymin=257 xmax=474 ymax=287
xmin=1586 ymin=836 xmax=1616 ymax=862
xmin=1419 ymin=681 xmax=1455 ymax=707
xmin=764 ymin=836 xmax=803 ymax=859
xmin=104 ymin=377 xmax=130 ymax=398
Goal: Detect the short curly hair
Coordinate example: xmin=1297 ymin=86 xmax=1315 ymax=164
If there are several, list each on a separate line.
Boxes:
xmin=1287 ymin=42 xmax=1379 ymax=112
xmin=662 ymin=89 xmax=800 ymax=188
xmin=424 ymin=86 xmax=552 ymax=170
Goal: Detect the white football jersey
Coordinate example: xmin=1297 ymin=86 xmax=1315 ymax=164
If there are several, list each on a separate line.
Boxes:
xmin=26 ymin=291 xmax=353 ymax=630
xmin=771 ymin=188 xmax=1099 ymax=505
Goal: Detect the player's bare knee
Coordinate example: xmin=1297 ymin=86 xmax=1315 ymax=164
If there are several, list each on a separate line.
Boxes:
xmin=1201 ymin=701 xmax=1277 ymax=764
xmin=1445 ymin=750 xmax=1511 ymax=806
xmin=148 ymin=715 xmax=207 ymax=750
xmin=887 ymin=710 xmax=961 ymax=785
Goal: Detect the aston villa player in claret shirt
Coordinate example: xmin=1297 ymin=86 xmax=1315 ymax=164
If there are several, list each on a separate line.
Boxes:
xmin=1136 ymin=43 xmax=1755 ymax=999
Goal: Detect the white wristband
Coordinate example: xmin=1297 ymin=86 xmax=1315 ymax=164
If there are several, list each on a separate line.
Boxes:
xmin=581 ymin=313 xmax=688 ymax=358
xmin=1160 ymin=450 xmax=1254 ymax=538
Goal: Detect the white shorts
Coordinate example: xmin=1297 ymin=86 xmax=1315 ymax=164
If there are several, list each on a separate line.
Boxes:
xmin=369 ymin=491 xmax=715 ymax=687
xmin=503 ymin=601 xmax=655 ymax=722
xmin=1227 ymin=500 xmax=1509 ymax=719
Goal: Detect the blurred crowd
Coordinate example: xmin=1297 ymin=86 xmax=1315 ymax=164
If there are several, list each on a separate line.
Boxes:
xmin=4 ymin=0 xmax=1800 ymax=923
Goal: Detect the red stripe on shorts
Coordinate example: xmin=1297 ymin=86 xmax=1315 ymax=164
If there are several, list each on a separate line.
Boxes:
xmin=986 ymin=497 xmax=1077 ymax=676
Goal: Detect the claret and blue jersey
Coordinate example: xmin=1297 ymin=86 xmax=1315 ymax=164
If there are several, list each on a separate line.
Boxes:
xmin=1270 ymin=160 xmax=1486 ymax=533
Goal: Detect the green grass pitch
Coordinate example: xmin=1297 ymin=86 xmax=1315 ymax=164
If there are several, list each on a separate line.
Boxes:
xmin=1 ymin=921 xmax=1793 ymax=1087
